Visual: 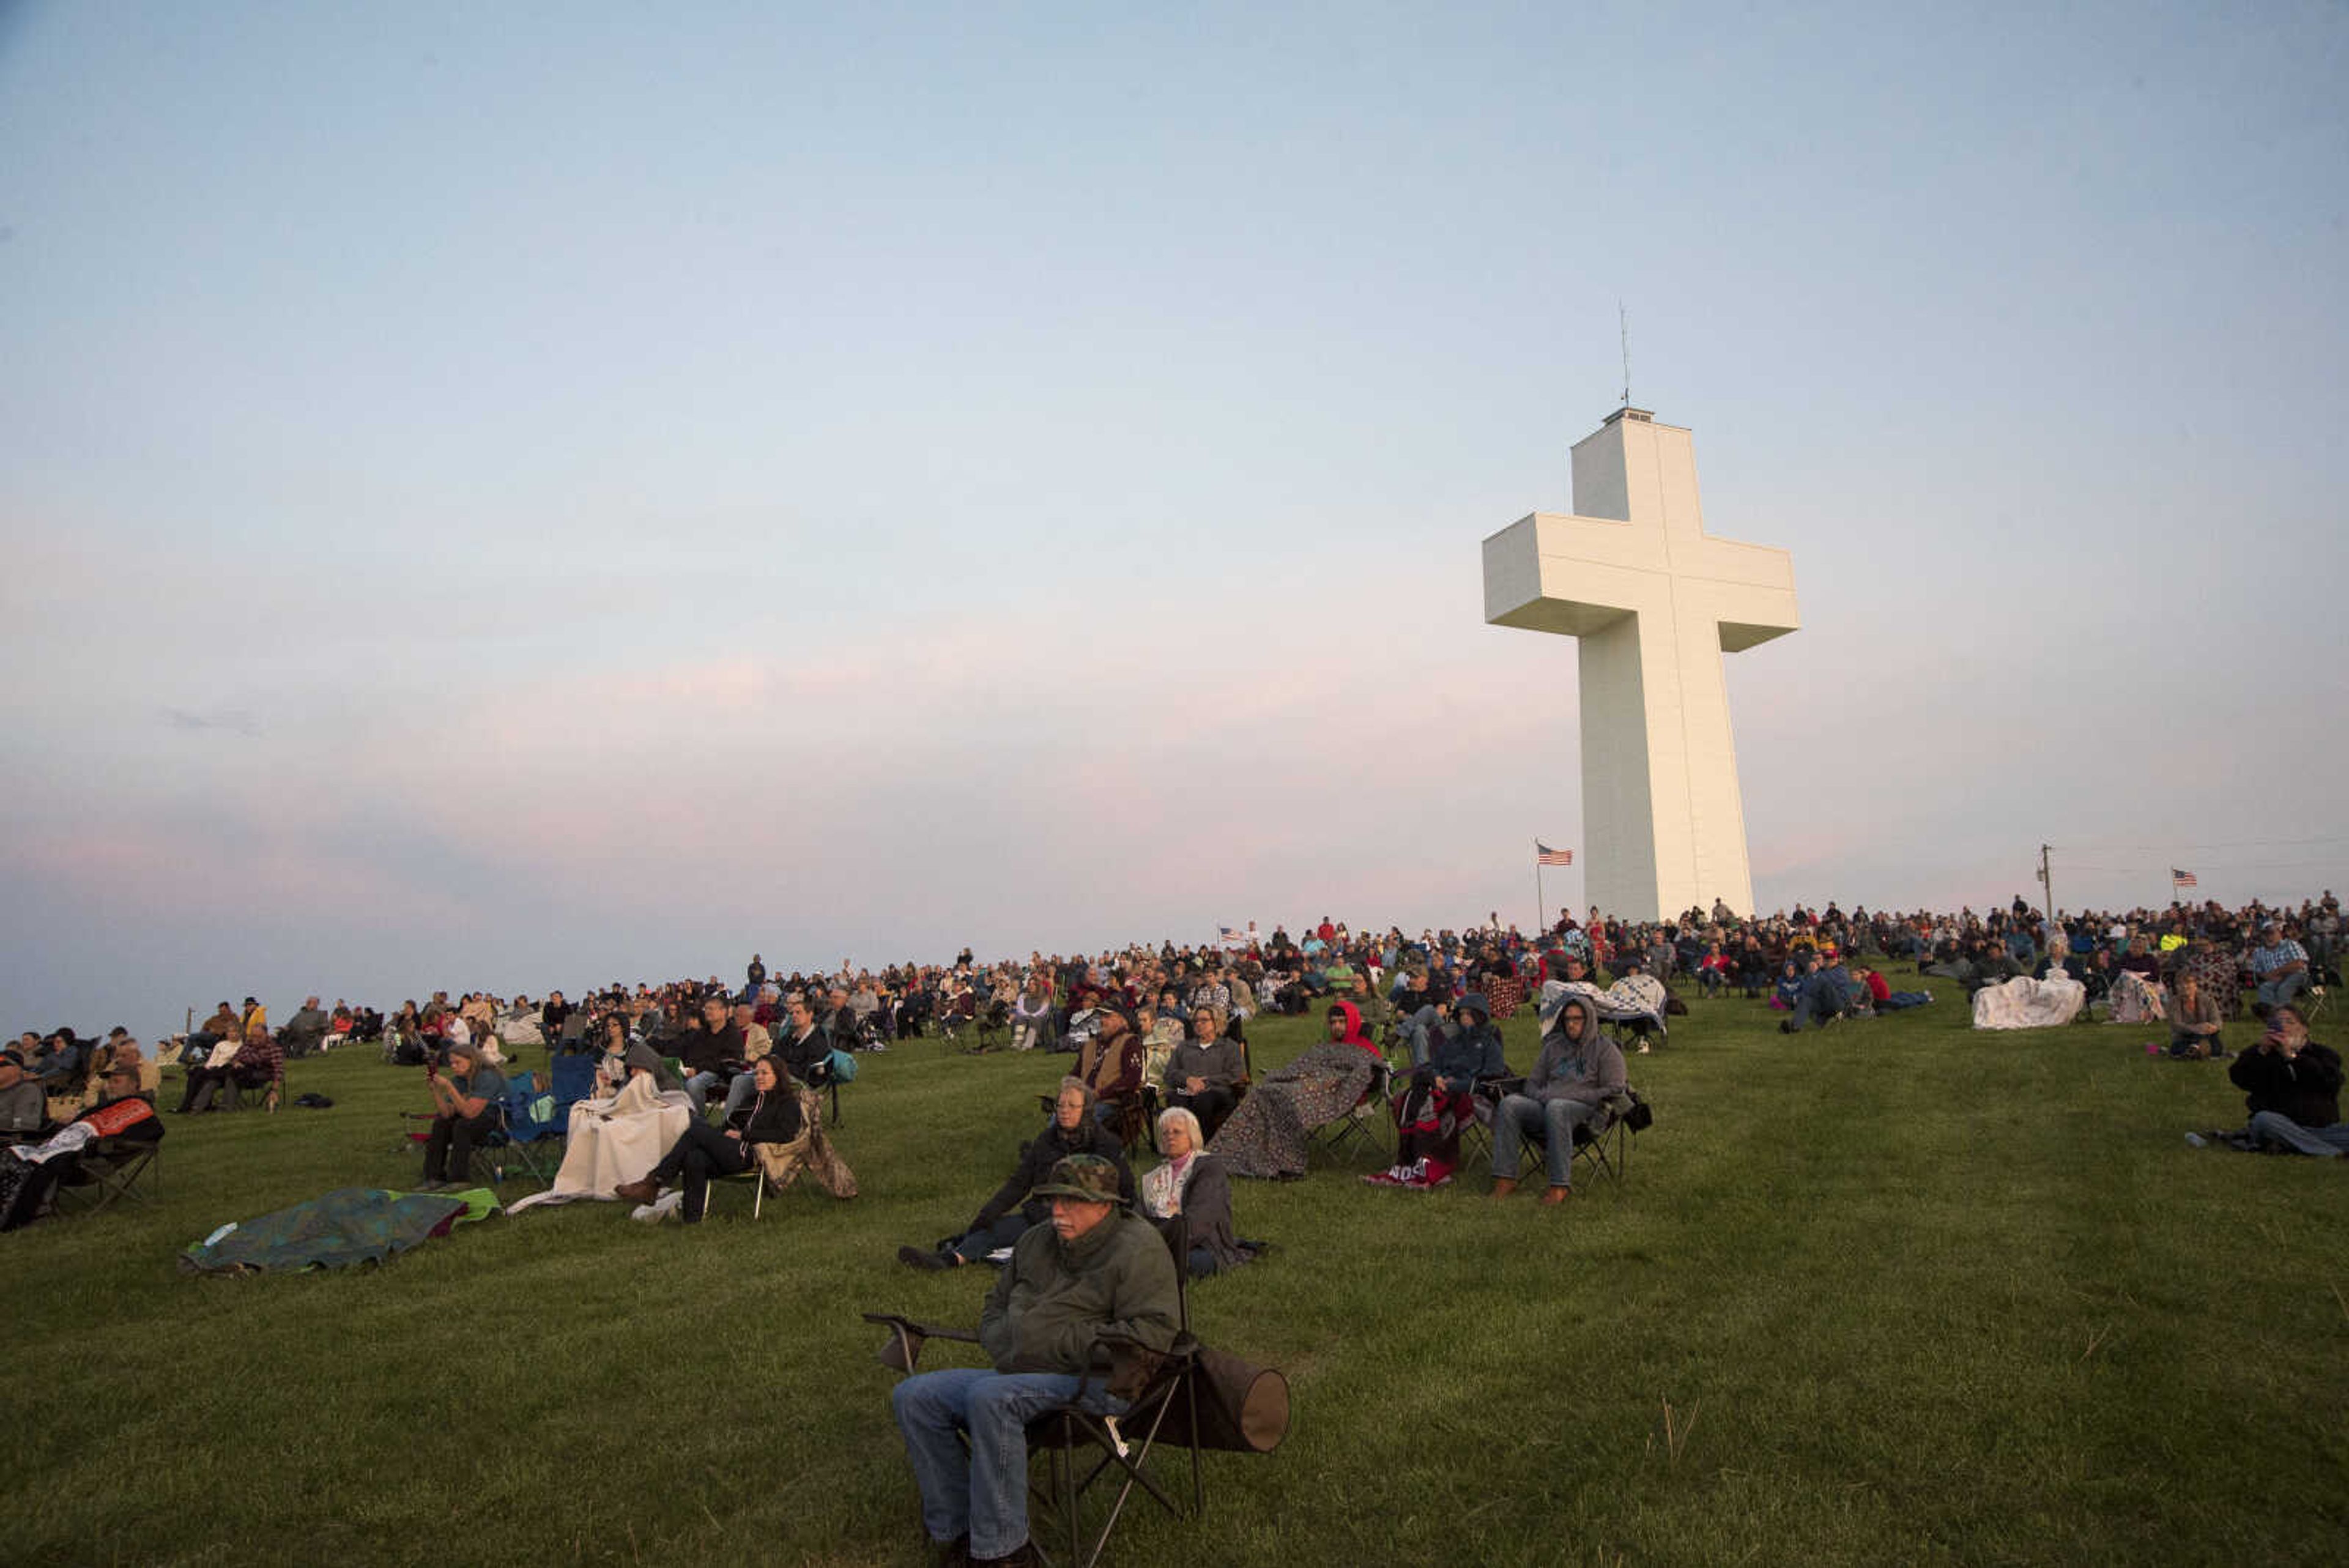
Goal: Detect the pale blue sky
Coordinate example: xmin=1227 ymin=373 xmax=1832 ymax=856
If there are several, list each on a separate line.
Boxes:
xmin=5 ymin=2 xmax=2344 ymax=1035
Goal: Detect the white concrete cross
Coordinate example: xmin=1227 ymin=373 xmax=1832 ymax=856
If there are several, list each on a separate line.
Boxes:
xmin=1482 ymin=409 xmax=1798 ymax=922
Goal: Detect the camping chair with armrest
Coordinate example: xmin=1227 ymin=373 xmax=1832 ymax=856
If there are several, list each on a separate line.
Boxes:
xmin=864 ymin=1216 xmax=1286 ymax=1568
xmin=1460 ymin=1073 xmax=1525 ymax=1169
xmin=488 ymin=1076 xmax=563 ymax=1187
xmin=51 ymin=1098 xmax=166 ymax=1217
xmin=1307 ymin=1057 xmax=1393 ymax=1168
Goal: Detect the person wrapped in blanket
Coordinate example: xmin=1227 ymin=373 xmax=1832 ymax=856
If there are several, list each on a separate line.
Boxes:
xmin=1365 ymin=991 xmax=1505 ymax=1190
xmin=610 ymin=1055 xmax=802 ymax=1223
xmin=1211 ymin=1000 xmax=1384 ymax=1180
xmin=896 ymin=1078 xmax=1135 ymax=1271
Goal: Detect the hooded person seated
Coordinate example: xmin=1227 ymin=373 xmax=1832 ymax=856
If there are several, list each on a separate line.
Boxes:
xmin=1210 ymin=1000 xmax=1384 ymax=1181
xmin=1366 ymin=992 xmax=1506 ymax=1191
xmin=1490 ymin=995 xmax=1626 ymax=1205
xmin=890 ymin=1153 xmax=1181 ymax=1568
xmin=897 ymin=1079 xmax=1135 ymax=1271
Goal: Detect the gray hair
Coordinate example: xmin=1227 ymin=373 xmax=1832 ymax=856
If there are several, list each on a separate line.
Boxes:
xmin=1156 ymin=1105 xmax=1205 ymax=1149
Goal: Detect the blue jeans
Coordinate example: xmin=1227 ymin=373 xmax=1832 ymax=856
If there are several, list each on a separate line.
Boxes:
xmin=722 ymin=1070 xmax=758 ymax=1119
xmin=2247 ymin=1110 xmax=2349 ymax=1157
xmin=1489 ymin=1093 xmax=1599 ymax=1187
xmin=891 ymin=1368 xmax=1126 ymax=1558
xmin=2255 ymin=973 xmax=2308 ymax=1011
xmin=1788 ymin=973 xmax=1855 ymax=1030
xmin=1399 ymin=1005 xmax=1444 ymax=1066
xmin=683 ymin=1070 xmax=721 ymax=1112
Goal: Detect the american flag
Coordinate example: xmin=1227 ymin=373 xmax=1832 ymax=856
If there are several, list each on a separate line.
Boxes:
xmin=1536 ymin=842 xmax=1574 ymax=867
xmin=2171 ymin=868 xmax=2198 ymax=888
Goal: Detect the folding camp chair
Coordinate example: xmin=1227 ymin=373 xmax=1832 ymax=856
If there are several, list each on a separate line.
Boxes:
xmin=484 ymin=1080 xmax=563 ymax=1187
xmin=53 ymin=1138 xmax=163 ymax=1215
xmin=1569 ymin=1088 xmax=1651 ymax=1189
xmin=1308 ymin=1058 xmax=1392 ymax=1167
xmin=866 ymin=1218 xmax=1286 ymax=1568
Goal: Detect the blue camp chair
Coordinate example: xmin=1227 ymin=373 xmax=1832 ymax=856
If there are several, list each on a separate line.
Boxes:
xmin=489 ymin=1076 xmax=564 ymax=1186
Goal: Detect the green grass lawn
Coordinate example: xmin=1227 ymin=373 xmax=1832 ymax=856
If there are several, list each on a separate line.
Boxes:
xmin=8 ymin=988 xmax=2346 ymax=1567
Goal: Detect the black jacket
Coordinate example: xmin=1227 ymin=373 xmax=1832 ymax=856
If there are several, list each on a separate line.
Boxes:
xmin=2230 ymin=1040 xmax=2342 ymax=1128
xmin=727 ymin=1082 xmax=803 ymax=1145
xmin=973 ymin=1117 xmax=1135 ymax=1232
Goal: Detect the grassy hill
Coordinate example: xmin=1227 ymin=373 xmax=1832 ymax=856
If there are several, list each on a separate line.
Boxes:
xmin=7 ymin=985 xmax=2344 ymax=1566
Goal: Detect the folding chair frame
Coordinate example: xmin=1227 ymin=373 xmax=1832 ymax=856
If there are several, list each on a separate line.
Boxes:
xmin=53 ymin=1142 xmax=162 ymax=1216
xmin=1308 ymin=1059 xmax=1392 ymax=1167
xmin=868 ymin=1220 xmax=1216 ymax=1567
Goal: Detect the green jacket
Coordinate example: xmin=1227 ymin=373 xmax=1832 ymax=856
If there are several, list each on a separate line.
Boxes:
xmin=979 ymin=1209 xmax=1180 ymax=1376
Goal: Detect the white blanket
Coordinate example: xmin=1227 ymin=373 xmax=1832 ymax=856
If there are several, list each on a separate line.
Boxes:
xmin=1972 ymin=973 xmax=2086 ymax=1030
xmin=507 ymin=1074 xmax=692 ymax=1213
xmin=2107 ymin=971 xmax=2166 ymax=1024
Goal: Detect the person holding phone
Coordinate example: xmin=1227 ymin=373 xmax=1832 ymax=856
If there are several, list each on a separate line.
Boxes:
xmin=2225 ymin=1004 xmax=2346 ymax=1157
xmin=420 ymin=1041 xmax=506 ymax=1190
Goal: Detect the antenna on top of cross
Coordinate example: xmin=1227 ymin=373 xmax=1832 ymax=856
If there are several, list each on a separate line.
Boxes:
xmin=1618 ymin=300 xmax=1631 ymax=410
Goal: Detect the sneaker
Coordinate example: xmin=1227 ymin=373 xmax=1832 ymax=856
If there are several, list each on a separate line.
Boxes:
xmin=2183 ymin=1132 xmax=2208 ymax=1148
xmin=898 ymin=1244 xmax=951 ymax=1272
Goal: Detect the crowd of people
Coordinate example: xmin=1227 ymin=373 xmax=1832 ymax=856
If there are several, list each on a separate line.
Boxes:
xmin=10 ymin=892 xmax=2339 ymax=1563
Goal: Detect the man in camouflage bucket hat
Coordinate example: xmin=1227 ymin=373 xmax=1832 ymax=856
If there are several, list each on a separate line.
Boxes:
xmin=891 ymin=1154 xmax=1180 ymax=1566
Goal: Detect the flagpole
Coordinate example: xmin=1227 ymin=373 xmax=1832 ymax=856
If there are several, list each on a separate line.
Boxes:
xmin=1534 ymin=841 xmax=1545 ymax=936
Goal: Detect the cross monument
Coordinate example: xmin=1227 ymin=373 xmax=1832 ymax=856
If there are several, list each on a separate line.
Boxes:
xmin=1483 ymin=407 xmax=1798 ymax=922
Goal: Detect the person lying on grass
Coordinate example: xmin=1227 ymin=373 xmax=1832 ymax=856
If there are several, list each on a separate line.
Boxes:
xmin=612 ymin=1055 xmax=801 ymax=1222
xmin=897 ymin=1079 xmax=1134 ymax=1272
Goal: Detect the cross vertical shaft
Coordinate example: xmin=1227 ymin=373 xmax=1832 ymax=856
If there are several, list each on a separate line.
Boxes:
xmin=1482 ymin=409 xmax=1798 ymax=921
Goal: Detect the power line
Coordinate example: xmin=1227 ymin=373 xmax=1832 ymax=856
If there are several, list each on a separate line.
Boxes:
xmin=2052 ymin=835 xmax=2349 ymax=852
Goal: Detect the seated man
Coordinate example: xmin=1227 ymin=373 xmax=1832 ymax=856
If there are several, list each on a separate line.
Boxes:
xmin=419 ymin=1041 xmax=506 ymax=1189
xmin=719 ymin=1001 xmax=777 ymax=1118
xmin=174 ymin=1027 xmax=283 ymax=1113
xmin=2249 ymin=922 xmax=2310 ymax=1014
xmin=1163 ymin=1007 xmax=1245 ymax=1140
xmin=2221 ymin=1005 xmax=2345 ymax=1157
xmin=1490 ymin=995 xmax=1625 ymax=1205
xmin=678 ymin=996 xmax=746 ymax=1114
xmin=0 ymin=1048 xmax=50 ymax=1135
xmin=1779 ymin=953 xmax=1862 ymax=1032
xmin=28 ymin=1030 xmax=88 ymax=1091
xmin=891 ymin=1154 xmax=1180 ymax=1568
xmin=280 ymin=996 xmax=332 ymax=1058
xmin=772 ymin=995 xmax=835 ymax=1089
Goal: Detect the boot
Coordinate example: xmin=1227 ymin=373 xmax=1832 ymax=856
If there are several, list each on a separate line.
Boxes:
xmin=1541 ymin=1184 xmax=1573 ymax=1205
xmin=613 ymin=1175 xmax=662 ymax=1205
xmin=1489 ymin=1178 xmax=1518 ymax=1200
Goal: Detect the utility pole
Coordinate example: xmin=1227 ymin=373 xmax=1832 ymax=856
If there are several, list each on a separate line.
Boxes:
xmin=2038 ymin=844 xmax=2055 ymax=918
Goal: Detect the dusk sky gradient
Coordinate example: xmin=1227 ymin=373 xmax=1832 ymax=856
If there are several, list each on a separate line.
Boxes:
xmin=6 ymin=2 xmax=2345 ymax=1037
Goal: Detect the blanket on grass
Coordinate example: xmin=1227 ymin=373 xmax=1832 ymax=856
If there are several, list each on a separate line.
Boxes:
xmin=179 ymin=1186 xmax=497 ymax=1274
xmin=1972 ymin=973 xmax=2086 ymax=1030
